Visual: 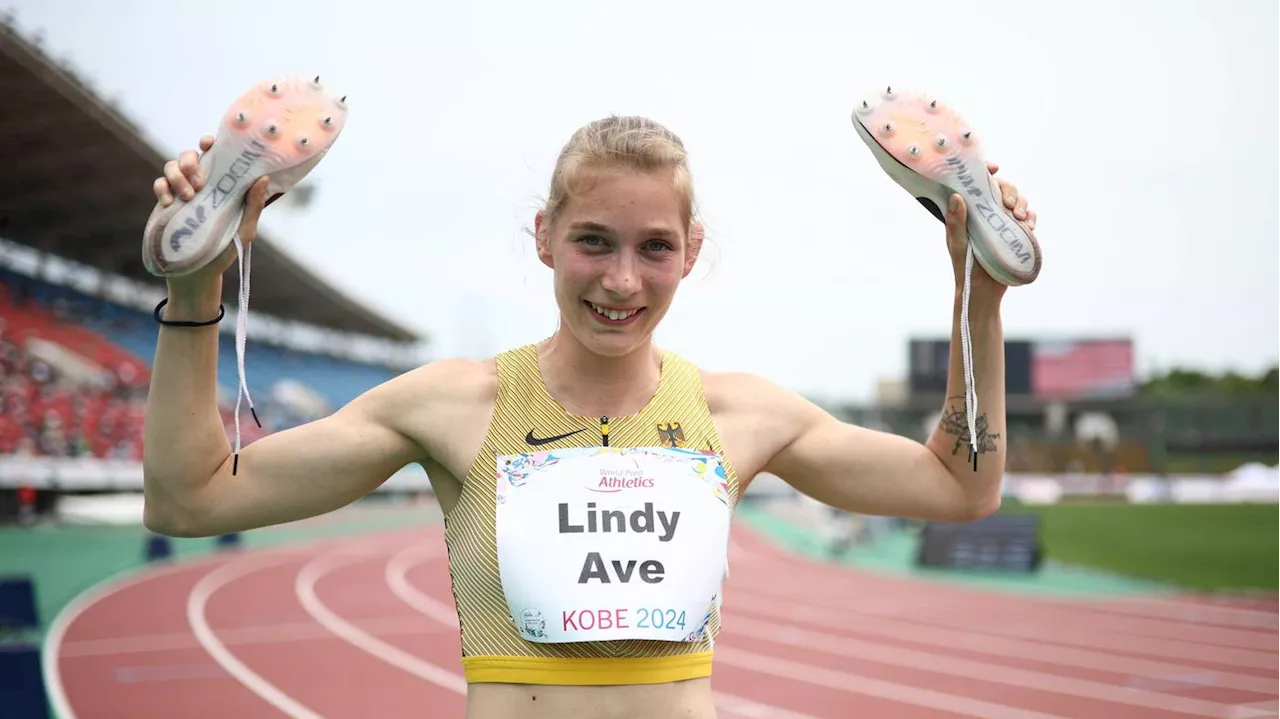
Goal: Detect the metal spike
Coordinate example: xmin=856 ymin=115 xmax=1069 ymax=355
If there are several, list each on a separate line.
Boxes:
xmin=340 ymin=95 xmax=347 ymax=103
xmin=929 ymin=99 xmax=937 ymax=109
xmin=963 ymin=131 xmax=972 ymax=139
xmin=886 ymin=85 xmax=892 ymax=94
xmin=908 ymin=145 xmax=920 ymax=156
xmin=324 ymin=116 xmax=332 ymax=125
xmin=862 ymin=100 xmax=869 ymax=108
xmin=314 ymin=75 xmax=321 ymax=83
xmin=271 ymin=84 xmax=278 ymax=93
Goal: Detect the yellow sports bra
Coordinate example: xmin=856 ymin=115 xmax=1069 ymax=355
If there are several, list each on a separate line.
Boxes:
xmin=442 ymin=343 xmax=741 ymax=686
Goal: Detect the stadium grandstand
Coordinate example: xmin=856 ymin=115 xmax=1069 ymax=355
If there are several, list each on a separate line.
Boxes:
xmin=2 ymin=8 xmax=1276 ymax=516
xmin=0 ymin=16 xmax=433 ymax=518
xmin=3 ymin=3 xmax=1277 ymax=510
xmin=835 ymin=336 xmax=1278 ymax=503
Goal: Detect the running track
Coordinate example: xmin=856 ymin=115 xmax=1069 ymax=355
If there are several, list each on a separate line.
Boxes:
xmin=45 ymin=520 xmax=1279 ymax=718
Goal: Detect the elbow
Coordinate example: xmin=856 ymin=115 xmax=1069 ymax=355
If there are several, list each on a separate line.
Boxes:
xmin=142 ymin=481 xmax=217 ymax=538
xmin=920 ymin=491 xmax=1001 ymax=524
xmin=144 ymin=506 xmax=220 ymax=538
xmin=142 ymin=503 xmax=179 ymax=536
xmin=958 ymin=491 xmax=1002 ymax=522
xmin=142 ymin=498 xmax=200 ymax=537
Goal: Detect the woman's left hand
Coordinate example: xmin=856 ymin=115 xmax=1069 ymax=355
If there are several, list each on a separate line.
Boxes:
xmin=943 ymin=162 xmax=1036 ymax=302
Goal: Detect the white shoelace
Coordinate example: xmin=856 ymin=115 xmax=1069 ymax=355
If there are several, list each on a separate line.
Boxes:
xmin=230 ymin=231 xmax=259 ymax=475
xmin=959 ymin=243 xmax=979 ymax=470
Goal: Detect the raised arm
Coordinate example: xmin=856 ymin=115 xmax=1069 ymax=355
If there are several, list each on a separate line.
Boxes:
xmin=747 ymin=286 xmax=1005 ymax=522
xmin=714 ymin=179 xmax=1034 ymax=522
xmin=140 ymin=138 xmax=464 ymax=537
xmin=143 ymin=351 xmax=483 ymax=537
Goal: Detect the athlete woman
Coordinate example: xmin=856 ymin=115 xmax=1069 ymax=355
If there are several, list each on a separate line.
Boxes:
xmin=143 ymin=113 xmax=1037 ymax=719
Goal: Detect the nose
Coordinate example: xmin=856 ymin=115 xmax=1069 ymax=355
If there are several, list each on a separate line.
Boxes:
xmin=600 ymin=252 xmax=640 ymax=298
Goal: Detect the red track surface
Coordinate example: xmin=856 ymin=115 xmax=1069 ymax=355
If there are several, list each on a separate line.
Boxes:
xmin=46 ymin=522 xmax=1279 ymax=718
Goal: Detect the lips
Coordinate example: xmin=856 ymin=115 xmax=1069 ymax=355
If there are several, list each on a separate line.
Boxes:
xmin=586 ymin=301 xmax=643 ymax=323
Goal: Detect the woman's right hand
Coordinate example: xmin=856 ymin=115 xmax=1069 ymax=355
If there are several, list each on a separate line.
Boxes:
xmin=152 ymin=135 xmax=272 ymax=286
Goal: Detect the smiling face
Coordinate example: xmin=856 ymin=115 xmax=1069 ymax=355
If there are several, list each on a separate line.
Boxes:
xmin=535 ymin=163 xmax=702 ymax=358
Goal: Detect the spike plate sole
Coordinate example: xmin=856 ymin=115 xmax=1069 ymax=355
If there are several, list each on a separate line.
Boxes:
xmin=142 ymin=75 xmax=349 ymax=277
xmin=852 ymin=87 xmax=1041 ymax=286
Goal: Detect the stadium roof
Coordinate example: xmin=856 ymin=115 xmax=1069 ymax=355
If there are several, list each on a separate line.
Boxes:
xmin=0 ymin=20 xmax=422 ymax=343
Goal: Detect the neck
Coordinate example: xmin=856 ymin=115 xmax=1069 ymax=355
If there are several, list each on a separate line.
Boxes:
xmin=537 ymin=328 xmax=662 ymax=418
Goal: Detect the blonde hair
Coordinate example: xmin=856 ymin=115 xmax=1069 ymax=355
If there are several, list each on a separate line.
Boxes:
xmin=542 ymin=115 xmax=696 ymax=229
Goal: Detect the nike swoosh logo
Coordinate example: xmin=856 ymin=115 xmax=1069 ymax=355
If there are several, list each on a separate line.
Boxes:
xmin=526 ymin=428 xmax=586 ymax=446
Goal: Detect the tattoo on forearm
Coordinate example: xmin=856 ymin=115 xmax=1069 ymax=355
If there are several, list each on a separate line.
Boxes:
xmin=939 ymin=396 xmax=1000 ymax=455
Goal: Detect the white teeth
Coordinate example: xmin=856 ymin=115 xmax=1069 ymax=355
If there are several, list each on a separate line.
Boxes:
xmin=590 ymin=302 xmax=638 ymax=321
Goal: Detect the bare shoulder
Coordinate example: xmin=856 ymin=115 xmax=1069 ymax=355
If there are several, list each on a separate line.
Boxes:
xmin=699 ymin=369 xmax=828 ymax=484
xmin=700 ymin=369 xmax=821 ymax=422
xmin=358 ymin=356 xmax=498 ymax=475
xmin=362 ymin=357 xmax=498 ymax=414
xmin=700 ymin=370 xmax=776 ymax=411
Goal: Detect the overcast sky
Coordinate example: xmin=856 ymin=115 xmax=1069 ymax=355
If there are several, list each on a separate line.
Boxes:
xmin=7 ymin=0 xmax=1277 ymax=402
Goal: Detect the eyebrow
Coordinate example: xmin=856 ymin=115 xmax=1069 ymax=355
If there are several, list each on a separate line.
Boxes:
xmin=568 ymin=221 xmax=678 ymax=239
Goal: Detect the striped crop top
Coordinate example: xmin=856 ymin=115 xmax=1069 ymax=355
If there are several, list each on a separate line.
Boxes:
xmin=441 ymin=343 xmax=741 ymax=686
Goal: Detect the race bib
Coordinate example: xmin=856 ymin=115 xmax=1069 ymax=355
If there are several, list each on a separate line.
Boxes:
xmin=495 ymin=446 xmax=733 ymax=644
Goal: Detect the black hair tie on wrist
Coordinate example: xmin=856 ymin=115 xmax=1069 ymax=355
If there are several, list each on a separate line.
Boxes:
xmin=154 ymin=298 xmax=225 ymax=327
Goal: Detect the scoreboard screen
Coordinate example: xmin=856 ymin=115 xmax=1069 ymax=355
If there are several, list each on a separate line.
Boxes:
xmin=908 ymin=339 xmax=1033 ymax=396
xmin=916 ymin=514 xmax=1042 ymax=573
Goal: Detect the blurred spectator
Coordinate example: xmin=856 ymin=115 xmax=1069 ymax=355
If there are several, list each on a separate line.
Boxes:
xmin=16 ymin=483 xmax=36 ymax=525
xmin=0 ymin=327 xmax=289 ymax=458
xmin=1 ymin=270 xmax=397 ymax=464
xmin=0 ymin=329 xmax=148 ymax=459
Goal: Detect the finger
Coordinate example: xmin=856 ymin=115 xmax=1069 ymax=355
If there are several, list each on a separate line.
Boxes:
xmin=1002 ymin=183 xmax=1019 ymax=210
xmin=199 ymin=135 xmax=215 ymax=152
xmin=163 ymin=160 xmax=194 ymax=201
xmin=946 ymin=193 xmax=967 ymax=237
xmin=153 ymin=177 xmax=174 ymax=206
xmin=1026 ymin=210 xmax=1037 ymax=230
xmin=1014 ymin=194 xmax=1029 ymax=221
xmin=238 ymin=177 xmax=271 ymax=242
xmin=987 ymin=162 xmax=1000 ymax=175
xmin=177 ymin=149 xmax=203 ymax=191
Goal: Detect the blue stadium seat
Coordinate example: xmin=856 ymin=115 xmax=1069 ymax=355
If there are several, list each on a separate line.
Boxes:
xmin=0 ymin=576 xmax=38 ymax=630
xmin=0 ymin=268 xmax=404 ymax=443
xmin=0 ymin=642 xmax=47 ymax=719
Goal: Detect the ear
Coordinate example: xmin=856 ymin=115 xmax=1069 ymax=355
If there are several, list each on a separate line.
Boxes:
xmin=534 ymin=209 xmax=554 ymax=269
xmin=682 ymin=221 xmax=705 ymax=278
